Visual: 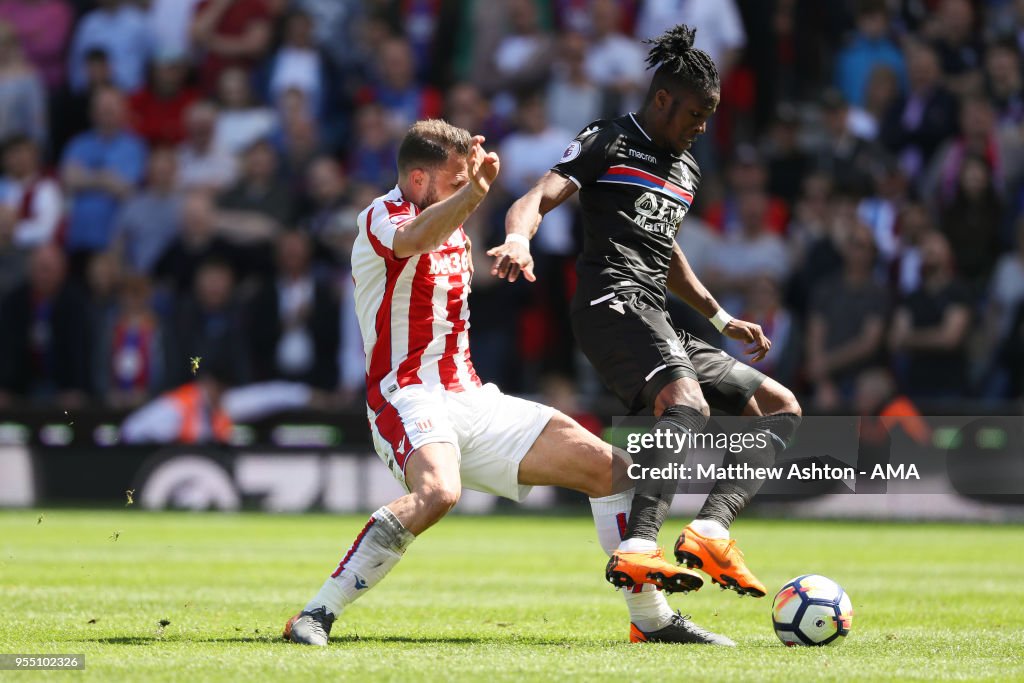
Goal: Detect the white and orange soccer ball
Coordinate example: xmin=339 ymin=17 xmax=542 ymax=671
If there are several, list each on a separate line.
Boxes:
xmin=771 ymin=574 xmax=853 ymax=646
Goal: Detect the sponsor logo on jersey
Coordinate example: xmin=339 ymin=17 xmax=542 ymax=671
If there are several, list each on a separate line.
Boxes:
xmin=560 ymin=140 xmax=582 ymax=163
xmin=680 ymin=165 xmax=692 ymax=186
xmin=428 ymin=250 xmax=470 ymax=276
xmin=628 ymin=148 xmax=658 ymax=164
xmin=633 ymin=191 xmax=686 ymax=237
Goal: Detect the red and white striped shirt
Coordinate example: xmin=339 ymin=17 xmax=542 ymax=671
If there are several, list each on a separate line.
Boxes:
xmin=352 ymin=186 xmax=481 ymax=412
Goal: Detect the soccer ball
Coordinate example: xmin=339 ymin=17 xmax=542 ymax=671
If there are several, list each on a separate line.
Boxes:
xmin=771 ymin=574 xmax=853 ymax=646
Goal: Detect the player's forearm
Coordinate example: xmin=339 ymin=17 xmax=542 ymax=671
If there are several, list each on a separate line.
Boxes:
xmin=394 ymin=184 xmax=486 ymax=258
xmin=505 ymin=171 xmax=578 ymax=240
xmin=505 ymin=185 xmax=544 ymax=239
xmin=667 ymin=244 xmax=719 ymax=317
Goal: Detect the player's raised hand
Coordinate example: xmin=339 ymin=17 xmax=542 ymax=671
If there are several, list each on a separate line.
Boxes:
xmin=487 ymin=237 xmax=535 ymax=282
xmin=722 ymin=318 xmax=772 ymax=363
xmin=468 ymin=135 xmax=499 ymax=196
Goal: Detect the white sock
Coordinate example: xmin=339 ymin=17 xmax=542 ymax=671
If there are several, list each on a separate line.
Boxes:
xmin=590 ymin=493 xmax=674 ymax=632
xmin=304 ymin=506 xmax=415 ymax=616
xmin=689 ymin=518 xmax=729 ymax=540
xmin=617 ymin=537 xmax=658 ymax=553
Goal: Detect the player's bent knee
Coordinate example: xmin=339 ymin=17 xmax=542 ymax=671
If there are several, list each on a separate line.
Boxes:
xmin=420 ymin=483 xmax=461 ymax=520
xmin=655 ymin=383 xmax=709 ymax=418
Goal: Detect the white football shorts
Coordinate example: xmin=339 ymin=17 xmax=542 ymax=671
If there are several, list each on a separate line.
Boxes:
xmin=366 ymin=382 xmax=555 ymax=501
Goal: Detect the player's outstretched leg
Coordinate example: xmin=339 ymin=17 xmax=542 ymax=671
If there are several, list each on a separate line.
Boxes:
xmin=675 ymin=380 xmax=802 ymax=598
xmin=285 ymin=443 xmax=459 ymax=645
xmin=606 ymin=382 xmax=708 ymax=593
xmin=591 ymin=492 xmax=733 ymax=646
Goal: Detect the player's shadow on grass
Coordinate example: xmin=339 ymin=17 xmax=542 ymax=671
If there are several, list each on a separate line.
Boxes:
xmin=78 ymin=636 xmax=279 ymax=645
xmin=78 ymin=634 xmax=595 ymax=646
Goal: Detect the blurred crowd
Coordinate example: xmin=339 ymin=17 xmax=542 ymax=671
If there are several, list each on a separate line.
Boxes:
xmin=0 ymin=0 xmax=1023 ymax=416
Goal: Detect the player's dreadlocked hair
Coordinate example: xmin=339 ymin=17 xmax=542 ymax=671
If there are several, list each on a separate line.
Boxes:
xmin=643 ymin=24 xmax=720 ymax=100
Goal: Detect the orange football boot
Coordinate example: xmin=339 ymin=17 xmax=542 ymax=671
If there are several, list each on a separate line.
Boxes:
xmin=605 ymin=547 xmax=703 ymax=593
xmin=673 ymin=525 xmax=766 ymax=597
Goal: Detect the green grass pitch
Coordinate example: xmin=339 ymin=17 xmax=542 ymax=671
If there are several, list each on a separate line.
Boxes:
xmin=1 ymin=510 xmax=1023 ymax=682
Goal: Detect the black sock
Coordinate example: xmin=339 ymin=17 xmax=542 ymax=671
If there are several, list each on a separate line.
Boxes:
xmin=696 ymin=413 xmax=801 ymax=529
xmin=624 ymin=405 xmax=708 ymax=543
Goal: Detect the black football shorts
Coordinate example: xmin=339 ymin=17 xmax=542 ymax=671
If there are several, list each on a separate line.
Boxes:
xmin=571 ymin=292 xmax=766 ymax=415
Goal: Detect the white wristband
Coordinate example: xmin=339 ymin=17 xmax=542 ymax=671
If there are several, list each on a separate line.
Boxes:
xmin=505 ymin=233 xmax=530 ymax=248
xmin=709 ymin=308 xmax=733 ymax=333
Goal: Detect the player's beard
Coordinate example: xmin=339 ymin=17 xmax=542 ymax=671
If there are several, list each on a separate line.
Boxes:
xmin=421 ymin=173 xmax=440 ymax=209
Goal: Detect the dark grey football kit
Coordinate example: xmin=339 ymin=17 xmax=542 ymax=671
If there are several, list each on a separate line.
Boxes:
xmin=552 ymin=113 xmax=765 ymax=415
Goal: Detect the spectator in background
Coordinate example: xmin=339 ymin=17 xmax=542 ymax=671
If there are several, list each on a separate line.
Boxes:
xmin=274 ymin=88 xmax=323 ymax=191
xmin=119 ymin=351 xmax=320 ymax=444
xmin=705 ymin=145 xmax=789 ymax=237
xmin=67 ymin=0 xmax=151 ymax=94
xmin=60 ymin=86 xmax=147 ymax=261
xmin=177 ymin=100 xmax=237 ymax=192
xmin=928 ymin=99 xmax=1003 ymax=205
xmin=84 ymin=249 xmax=121 ymax=354
xmin=939 ymin=154 xmax=1004 ymax=291
xmin=987 ymin=217 xmax=1024 ymax=350
xmin=347 ymin=103 xmax=397 ymax=190
xmin=985 ymin=39 xmax=1024 ymax=126
xmin=265 ymin=8 xmax=328 ymax=118
xmin=93 ymin=272 xmax=166 ymax=407
xmin=191 ymin=0 xmax=273 ymax=95
xmin=215 ymin=138 xmax=292 ymax=241
xmin=294 ymin=0 xmax=359 ymax=74
xmin=859 ymin=65 xmax=901 ymax=140
xmin=928 ymin=0 xmax=983 ymax=94
xmin=979 ymin=217 xmax=1024 ymax=396
xmin=357 ymin=36 xmax=442 ymax=133
xmin=704 ymin=190 xmax=790 ymax=313
xmin=213 ymin=66 xmax=277 ymax=155
xmin=112 ymin=146 xmax=182 ymax=274
xmin=129 ymin=51 xmax=198 ymax=146
xmin=635 ymin=0 xmax=746 ymax=76
xmin=815 ymin=88 xmax=883 ymax=193
xmin=890 ymin=231 xmax=972 ymax=401
xmin=764 ymin=103 xmax=810 ymax=207
xmin=489 ymin=0 xmax=554 ymax=95
xmin=786 ymin=171 xmax=834 ymax=264
xmin=444 ymin=82 xmax=507 ymax=146
xmin=247 ymin=229 xmax=337 ymax=389
xmin=0 ymin=20 xmax=44 ymax=147
xmin=0 ymin=243 xmax=90 ymax=407
xmin=0 ymin=134 xmax=61 ymax=248
xmin=51 ymin=47 xmax=112 ymax=155
xmin=585 ymin=0 xmax=646 ymax=115
xmin=146 ymin=0 xmax=203 ymax=58
xmin=805 ymin=223 xmax=888 ymax=410
xmin=723 ymin=275 xmax=799 ymax=386
xmin=0 ymin=0 xmax=73 ymax=91
xmin=154 ymin=190 xmax=235 ymax=294
xmin=834 ymin=0 xmax=906 ymax=107
xmin=119 ymin=351 xmax=235 ymax=444
xmin=546 ymin=31 xmax=602 ymax=134
xmin=891 ymin=201 xmax=931 ymax=296
xmin=881 ymin=39 xmax=958 ymax=181
xmin=300 ymin=155 xmax=345 ymax=229
xmin=167 ymin=256 xmax=249 ymax=386
xmin=498 ymin=93 xmax=574 ymax=259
